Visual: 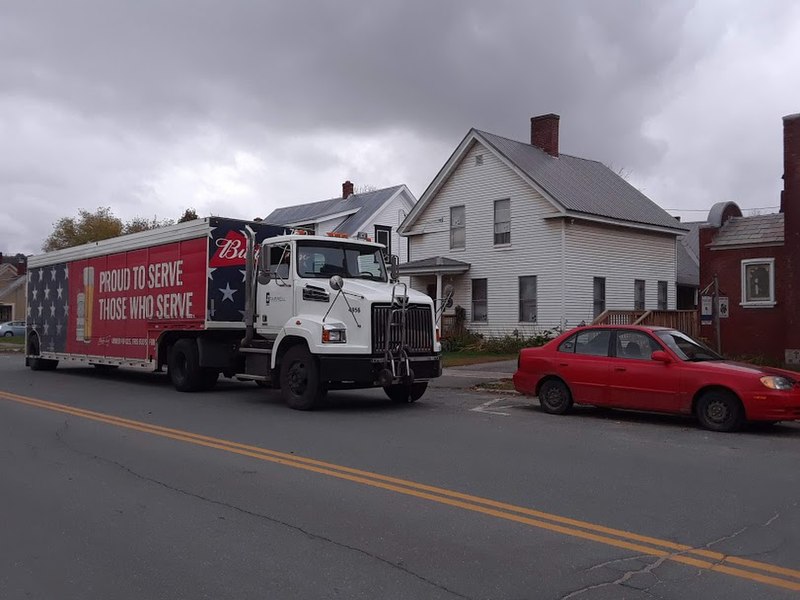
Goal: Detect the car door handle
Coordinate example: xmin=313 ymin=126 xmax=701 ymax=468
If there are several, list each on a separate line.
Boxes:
xmin=559 ymin=363 xmax=569 ymax=367
xmin=614 ymin=367 xmax=626 ymax=372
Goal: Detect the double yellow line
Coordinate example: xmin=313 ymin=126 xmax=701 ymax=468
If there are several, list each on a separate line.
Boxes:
xmin=2 ymin=388 xmax=799 ymax=592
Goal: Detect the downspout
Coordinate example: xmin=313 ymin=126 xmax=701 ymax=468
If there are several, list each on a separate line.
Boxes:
xmin=241 ymin=225 xmax=256 ymax=348
xmin=561 ymin=219 xmax=566 ymax=330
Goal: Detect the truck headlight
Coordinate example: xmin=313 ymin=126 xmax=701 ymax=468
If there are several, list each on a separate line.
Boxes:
xmin=760 ymin=376 xmax=794 ymax=390
xmin=322 ymin=325 xmax=346 ymax=343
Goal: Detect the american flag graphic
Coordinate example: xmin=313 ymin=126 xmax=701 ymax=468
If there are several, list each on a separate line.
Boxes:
xmin=206 ymin=219 xmax=286 ymax=323
xmin=27 ymin=262 xmax=69 ymax=353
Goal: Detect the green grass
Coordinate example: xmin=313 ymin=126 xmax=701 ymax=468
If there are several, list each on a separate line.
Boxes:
xmin=442 ymin=351 xmax=517 ymax=368
xmin=0 ymin=335 xmax=24 ymax=346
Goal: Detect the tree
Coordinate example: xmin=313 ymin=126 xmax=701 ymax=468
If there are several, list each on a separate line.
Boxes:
xmin=124 ymin=216 xmax=174 ymax=234
xmin=42 ymin=207 xmax=173 ymax=252
xmin=43 ymin=207 xmax=123 ymax=251
xmin=177 ymin=208 xmax=199 ymax=223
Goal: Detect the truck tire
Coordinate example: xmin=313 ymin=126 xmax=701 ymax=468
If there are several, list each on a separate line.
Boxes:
xmin=383 ymin=382 xmax=427 ymax=403
xmin=279 ymin=345 xmax=323 ymax=410
xmin=169 ymin=339 xmax=206 ymax=392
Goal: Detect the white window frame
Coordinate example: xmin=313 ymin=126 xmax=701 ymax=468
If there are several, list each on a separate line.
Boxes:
xmin=493 ymin=198 xmax=511 ymax=246
xmin=740 ymin=258 xmax=776 ymax=307
xmin=450 ymin=205 xmax=466 ymax=250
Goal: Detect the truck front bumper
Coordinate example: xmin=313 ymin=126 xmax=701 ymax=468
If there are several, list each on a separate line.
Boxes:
xmin=318 ymin=354 xmax=442 ymax=387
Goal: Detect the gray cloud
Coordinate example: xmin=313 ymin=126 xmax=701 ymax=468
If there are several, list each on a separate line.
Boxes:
xmin=1 ymin=0 xmax=799 ymax=254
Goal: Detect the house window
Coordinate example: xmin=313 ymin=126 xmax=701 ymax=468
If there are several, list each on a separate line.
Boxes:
xmin=657 ymin=281 xmax=668 ymax=310
xmin=634 ymin=279 xmax=645 ymax=311
xmin=519 ymin=276 xmax=537 ymax=322
xmin=374 ymin=225 xmax=391 ymax=261
xmin=494 ymin=199 xmax=511 ymax=245
xmin=741 ymin=258 xmax=775 ymax=306
xmin=450 ymin=205 xmax=465 ymax=250
xmin=593 ymin=277 xmax=606 ymax=319
xmin=472 ymin=278 xmax=487 ymax=322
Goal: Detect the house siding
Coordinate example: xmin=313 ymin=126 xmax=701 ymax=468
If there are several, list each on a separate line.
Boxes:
xmin=407 ymin=141 xmax=678 ymax=336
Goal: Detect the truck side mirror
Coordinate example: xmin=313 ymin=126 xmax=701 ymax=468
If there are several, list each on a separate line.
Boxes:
xmin=257 ymin=245 xmax=271 ymax=285
xmin=389 ymin=255 xmax=400 ymax=282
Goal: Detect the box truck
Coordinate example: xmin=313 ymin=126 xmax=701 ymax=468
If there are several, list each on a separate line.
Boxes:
xmin=25 ymin=218 xmax=445 ymax=409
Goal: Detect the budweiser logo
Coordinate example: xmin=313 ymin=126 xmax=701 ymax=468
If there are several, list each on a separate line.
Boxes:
xmin=210 ymin=231 xmax=259 ymax=267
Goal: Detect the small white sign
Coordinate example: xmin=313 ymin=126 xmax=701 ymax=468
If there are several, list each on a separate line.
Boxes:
xmin=701 ymin=296 xmax=713 ymax=316
xmin=718 ymin=297 xmax=729 ymax=318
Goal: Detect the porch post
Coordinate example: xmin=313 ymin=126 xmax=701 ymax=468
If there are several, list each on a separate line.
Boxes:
xmin=436 ymin=273 xmax=443 ymax=312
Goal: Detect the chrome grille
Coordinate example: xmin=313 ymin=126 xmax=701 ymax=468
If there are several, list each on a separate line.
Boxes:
xmin=372 ymin=303 xmax=434 ymax=355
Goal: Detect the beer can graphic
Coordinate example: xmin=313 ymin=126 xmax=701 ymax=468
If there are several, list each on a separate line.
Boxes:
xmin=83 ymin=266 xmax=94 ymax=342
xmin=76 ymin=292 xmax=85 ymax=342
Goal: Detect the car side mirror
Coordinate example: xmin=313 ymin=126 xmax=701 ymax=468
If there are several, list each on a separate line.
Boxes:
xmin=651 ymin=350 xmax=671 ymax=363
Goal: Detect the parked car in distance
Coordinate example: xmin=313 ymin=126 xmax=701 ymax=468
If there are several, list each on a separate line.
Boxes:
xmin=0 ymin=321 xmax=25 ymax=337
xmin=513 ymin=325 xmax=800 ymax=432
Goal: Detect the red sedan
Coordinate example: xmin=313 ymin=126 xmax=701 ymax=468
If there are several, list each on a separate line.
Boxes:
xmin=513 ymin=325 xmax=800 ymax=432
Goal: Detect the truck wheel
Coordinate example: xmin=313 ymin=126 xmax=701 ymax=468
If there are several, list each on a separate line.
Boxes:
xmin=279 ymin=345 xmax=323 ymax=410
xmin=169 ymin=339 xmax=205 ymax=392
xmin=383 ymin=382 xmax=427 ymax=403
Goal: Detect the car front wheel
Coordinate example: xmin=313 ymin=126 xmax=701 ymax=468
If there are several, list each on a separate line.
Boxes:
xmin=538 ymin=379 xmax=573 ymax=415
xmin=696 ymin=390 xmax=743 ymax=432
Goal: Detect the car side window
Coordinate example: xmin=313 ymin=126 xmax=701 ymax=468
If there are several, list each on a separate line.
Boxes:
xmin=615 ymin=331 xmax=660 ymax=360
xmin=558 ymin=330 xmax=611 ymax=356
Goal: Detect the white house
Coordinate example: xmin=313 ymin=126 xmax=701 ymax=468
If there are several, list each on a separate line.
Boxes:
xmin=398 ymin=114 xmax=688 ymax=336
xmin=264 ymin=181 xmax=416 ymax=265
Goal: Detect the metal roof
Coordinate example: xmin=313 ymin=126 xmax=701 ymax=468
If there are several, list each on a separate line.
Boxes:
xmin=264 ymin=185 xmax=405 ymax=235
xmin=476 ymin=130 xmax=686 ymax=232
xmin=676 ymin=221 xmax=702 ymax=286
xmin=709 ymin=213 xmax=784 ymax=248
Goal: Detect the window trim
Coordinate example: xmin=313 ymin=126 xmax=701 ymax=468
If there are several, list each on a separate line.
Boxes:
xmin=493 ymin=198 xmax=511 ymax=246
xmin=450 ymin=205 xmax=466 ymax=250
xmin=593 ymin=277 xmax=606 ymax=319
xmin=740 ymin=258 xmax=776 ymax=307
xmin=374 ymin=225 xmax=391 ymax=260
xmin=657 ymin=280 xmax=668 ymax=310
xmin=634 ymin=279 xmax=645 ymax=311
xmin=471 ymin=278 xmax=488 ymax=323
xmin=518 ymin=275 xmax=537 ymax=323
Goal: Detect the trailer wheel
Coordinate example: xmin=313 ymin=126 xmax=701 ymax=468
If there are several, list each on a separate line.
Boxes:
xmin=28 ymin=335 xmax=58 ymax=371
xmin=169 ymin=339 xmax=206 ymax=392
xmin=279 ymin=345 xmax=323 ymax=410
xmin=383 ymin=382 xmax=427 ymax=403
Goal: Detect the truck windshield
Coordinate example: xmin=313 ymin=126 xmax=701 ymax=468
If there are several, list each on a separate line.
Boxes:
xmin=296 ymin=242 xmax=387 ymax=282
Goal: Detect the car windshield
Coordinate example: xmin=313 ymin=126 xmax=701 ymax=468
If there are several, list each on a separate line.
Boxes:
xmin=296 ymin=242 xmax=387 ymax=282
xmin=654 ymin=330 xmax=723 ymax=362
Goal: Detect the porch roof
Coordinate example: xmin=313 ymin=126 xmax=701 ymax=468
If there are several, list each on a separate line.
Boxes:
xmin=398 ymin=256 xmax=471 ymax=275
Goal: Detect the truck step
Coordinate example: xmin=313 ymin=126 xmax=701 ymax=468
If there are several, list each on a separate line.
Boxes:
xmin=239 ymin=347 xmax=273 ymax=355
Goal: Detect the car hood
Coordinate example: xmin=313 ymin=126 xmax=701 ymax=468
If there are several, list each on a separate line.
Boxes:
xmin=699 ymin=360 xmax=799 ymax=380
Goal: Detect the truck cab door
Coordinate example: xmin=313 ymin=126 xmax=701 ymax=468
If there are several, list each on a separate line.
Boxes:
xmin=257 ymin=242 xmax=295 ymax=335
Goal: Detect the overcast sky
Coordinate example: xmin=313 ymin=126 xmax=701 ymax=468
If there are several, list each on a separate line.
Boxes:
xmin=2 ymin=0 xmax=800 ymax=256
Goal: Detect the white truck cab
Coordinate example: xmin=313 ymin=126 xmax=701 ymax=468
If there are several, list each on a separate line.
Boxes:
xmin=247 ymin=232 xmax=445 ymax=409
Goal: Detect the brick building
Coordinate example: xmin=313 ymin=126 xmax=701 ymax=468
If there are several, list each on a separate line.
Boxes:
xmin=698 ymin=113 xmax=800 ymax=364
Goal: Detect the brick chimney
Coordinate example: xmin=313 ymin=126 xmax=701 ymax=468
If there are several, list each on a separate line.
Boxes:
xmin=530 ymin=113 xmax=560 ymax=157
xmin=784 ymin=113 xmax=800 ymax=246
xmin=342 ymin=180 xmax=354 ymax=199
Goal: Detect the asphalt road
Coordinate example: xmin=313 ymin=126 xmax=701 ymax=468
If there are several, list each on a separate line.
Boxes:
xmin=1 ymin=353 xmax=799 ymax=600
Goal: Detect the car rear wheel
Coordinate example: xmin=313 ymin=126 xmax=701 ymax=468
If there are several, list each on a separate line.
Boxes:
xmin=3 ymin=331 xmax=13 ymax=337
xmin=538 ymin=379 xmax=573 ymax=415
xmin=696 ymin=390 xmax=743 ymax=432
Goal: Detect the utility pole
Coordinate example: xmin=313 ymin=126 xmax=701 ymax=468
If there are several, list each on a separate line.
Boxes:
xmin=714 ymin=274 xmax=721 ymax=354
